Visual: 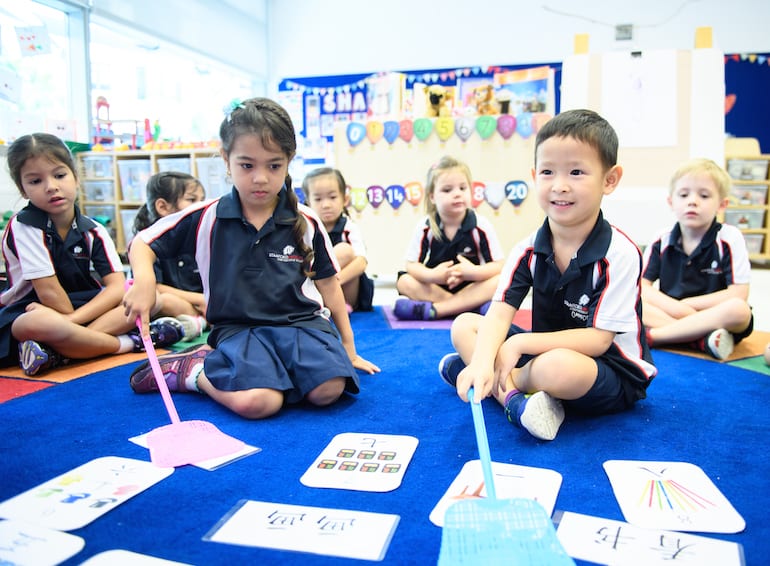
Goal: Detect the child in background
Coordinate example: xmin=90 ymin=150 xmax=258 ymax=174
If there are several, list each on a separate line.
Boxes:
xmin=302 ymin=167 xmax=374 ymax=312
xmin=439 ymin=109 xmax=657 ymax=441
xmin=124 ymin=97 xmax=379 ymax=420
xmin=393 ymin=156 xmax=504 ymax=320
xmin=0 ymin=134 xmax=183 ymax=376
xmin=642 ymin=158 xmax=753 ymax=359
xmin=133 ymin=171 xmax=208 ymax=339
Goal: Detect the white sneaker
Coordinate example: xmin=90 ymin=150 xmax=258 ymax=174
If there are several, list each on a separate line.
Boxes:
xmin=705 ymin=328 xmax=734 ymax=360
xmin=517 ymin=391 xmax=565 ymax=441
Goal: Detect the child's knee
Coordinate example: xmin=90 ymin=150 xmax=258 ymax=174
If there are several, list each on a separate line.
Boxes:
xmin=228 ymin=389 xmax=283 ymax=419
xmin=306 ymin=377 xmax=345 ymax=406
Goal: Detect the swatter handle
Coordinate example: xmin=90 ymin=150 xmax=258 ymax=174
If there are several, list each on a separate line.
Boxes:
xmin=126 ymin=279 xmax=181 ymax=424
xmin=468 ymin=388 xmax=497 ymax=500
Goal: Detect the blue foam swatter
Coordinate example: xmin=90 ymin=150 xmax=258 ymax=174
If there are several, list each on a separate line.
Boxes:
xmin=437 ymin=388 xmax=574 ymax=565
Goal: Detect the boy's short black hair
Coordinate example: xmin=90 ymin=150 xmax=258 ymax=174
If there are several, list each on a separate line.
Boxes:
xmin=535 ymin=109 xmax=618 ymax=171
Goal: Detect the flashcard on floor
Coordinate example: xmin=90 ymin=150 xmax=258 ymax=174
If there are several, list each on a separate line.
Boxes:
xmin=0 ymin=456 xmax=173 ymax=531
xmin=300 ymin=432 xmax=418 ymax=492
xmin=129 ymin=433 xmax=261 ymax=471
xmin=0 ymin=519 xmax=85 ymax=565
xmin=603 ymin=460 xmax=746 ymax=533
xmin=556 ymin=511 xmax=745 ymax=566
xmin=203 ymin=499 xmax=399 ymax=561
xmin=429 ymin=460 xmax=563 ymax=526
xmin=80 ymin=549 xmax=193 ymax=565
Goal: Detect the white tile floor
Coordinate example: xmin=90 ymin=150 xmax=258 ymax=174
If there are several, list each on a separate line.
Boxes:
xmin=373 ymin=267 xmax=770 ymax=332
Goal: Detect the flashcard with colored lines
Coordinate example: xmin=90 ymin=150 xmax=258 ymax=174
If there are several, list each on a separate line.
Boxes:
xmin=603 ymin=460 xmax=745 ymax=533
xmin=300 ymin=433 xmax=418 ymax=492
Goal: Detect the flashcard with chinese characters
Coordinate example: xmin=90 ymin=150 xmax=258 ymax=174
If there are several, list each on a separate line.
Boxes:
xmin=0 ymin=456 xmax=173 ymax=531
xmin=203 ymin=499 xmax=399 ymax=561
xmin=300 ymin=433 xmax=418 ymax=492
xmin=429 ymin=460 xmax=563 ymax=526
xmin=603 ymin=460 xmax=746 ymax=533
xmin=556 ymin=511 xmax=745 ymax=566
xmin=0 ymin=519 xmax=84 ymax=566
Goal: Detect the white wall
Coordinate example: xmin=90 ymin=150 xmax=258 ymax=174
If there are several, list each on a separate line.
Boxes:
xmin=267 ymin=0 xmax=770 ymax=82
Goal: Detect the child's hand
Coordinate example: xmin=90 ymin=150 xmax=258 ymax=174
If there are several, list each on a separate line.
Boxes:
xmin=122 ymin=280 xmax=156 ymax=334
xmin=351 ymin=354 xmax=381 ymax=375
xmin=455 ymin=362 xmax=495 ymax=403
xmin=494 ymin=338 xmax=522 ymax=390
xmin=431 ymin=260 xmax=455 ymax=285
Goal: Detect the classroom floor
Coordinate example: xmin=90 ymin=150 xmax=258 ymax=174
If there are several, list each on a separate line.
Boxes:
xmin=372 ymin=266 xmax=770 ymax=333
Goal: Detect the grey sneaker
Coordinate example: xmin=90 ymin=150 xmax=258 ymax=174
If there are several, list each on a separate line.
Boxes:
xmin=517 ymin=391 xmax=565 ymax=441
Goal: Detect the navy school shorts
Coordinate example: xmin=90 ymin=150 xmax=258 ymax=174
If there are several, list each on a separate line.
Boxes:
xmin=203 ymin=326 xmax=359 ymax=404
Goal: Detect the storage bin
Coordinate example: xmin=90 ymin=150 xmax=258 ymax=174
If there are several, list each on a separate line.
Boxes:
xmin=120 ymin=208 xmax=139 ymax=248
xmin=83 ymin=180 xmax=114 ymax=202
xmin=81 ymin=155 xmax=113 ymax=178
xmin=723 ymin=208 xmax=766 ymax=230
xmin=730 ymin=184 xmax=768 ymax=206
xmin=117 ymin=159 xmax=152 ymax=203
xmin=744 ymin=234 xmax=764 ymax=255
xmin=157 ymin=157 xmax=191 ymax=174
xmin=84 ymin=205 xmax=117 ymax=243
xmin=195 ymin=157 xmax=229 ymax=199
xmin=726 ymin=159 xmax=769 ymax=181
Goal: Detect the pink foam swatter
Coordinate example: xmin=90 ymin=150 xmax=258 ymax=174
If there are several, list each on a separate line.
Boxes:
xmin=437 ymin=388 xmax=574 ymax=565
xmin=137 ymin=320 xmax=245 ymax=467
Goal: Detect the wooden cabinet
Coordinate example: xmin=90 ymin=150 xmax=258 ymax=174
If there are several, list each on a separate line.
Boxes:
xmin=76 ymin=149 xmax=227 ymax=253
xmin=724 ymin=153 xmax=770 ymax=262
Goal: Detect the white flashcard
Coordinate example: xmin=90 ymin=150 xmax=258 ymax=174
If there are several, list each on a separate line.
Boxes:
xmin=80 ymin=549 xmax=193 ymax=565
xmin=429 ymin=460 xmax=563 ymax=526
xmin=603 ymin=460 xmax=746 ymax=533
xmin=556 ymin=511 xmax=745 ymax=566
xmin=0 ymin=456 xmax=173 ymax=531
xmin=300 ymin=433 xmax=418 ymax=492
xmin=203 ymin=499 xmax=399 ymax=561
xmin=0 ymin=519 xmax=84 ymax=566
xmin=129 ymin=433 xmax=261 ymax=471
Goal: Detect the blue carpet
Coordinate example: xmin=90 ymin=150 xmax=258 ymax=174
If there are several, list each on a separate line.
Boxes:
xmin=1 ymin=310 xmax=768 ymax=565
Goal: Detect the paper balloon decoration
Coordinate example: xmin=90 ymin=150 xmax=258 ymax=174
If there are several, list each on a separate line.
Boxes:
xmin=496 ymin=115 xmax=517 ymax=140
xmin=366 ymin=121 xmax=384 ymax=144
xmin=348 ymin=186 xmax=368 ymax=212
xmin=475 ymin=116 xmax=496 ymax=140
xmin=531 ymin=113 xmax=553 ymax=134
xmin=470 ymin=181 xmax=486 ymax=208
xmin=366 ymin=185 xmax=385 ymax=209
xmin=383 ymin=121 xmax=400 ymax=145
xmin=455 ymin=117 xmax=474 ymax=142
xmin=404 ymin=181 xmax=424 ymax=206
xmin=484 ymin=182 xmax=506 ymax=210
xmin=516 ymin=112 xmax=533 ymax=138
xmin=399 ymin=119 xmax=414 ymax=143
xmin=435 ymin=117 xmax=454 ymax=142
xmin=385 ymin=185 xmax=406 ymax=210
xmin=413 ymin=118 xmax=433 ymax=141
xmin=346 ymin=122 xmax=366 ymax=147
xmin=505 ymin=180 xmax=529 ymax=207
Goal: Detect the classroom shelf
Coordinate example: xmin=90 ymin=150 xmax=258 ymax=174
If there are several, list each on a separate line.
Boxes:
xmin=724 ymin=152 xmax=770 ymax=262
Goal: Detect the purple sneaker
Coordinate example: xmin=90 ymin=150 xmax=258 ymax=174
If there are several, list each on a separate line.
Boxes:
xmin=393 ymin=298 xmax=435 ymax=321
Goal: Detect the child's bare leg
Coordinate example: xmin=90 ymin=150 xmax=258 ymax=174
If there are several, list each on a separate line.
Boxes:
xmin=305 ymin=377 xmax=346 ymax=406
xmin=648 ymin=298 xmax=752 ymax=345
xmin=12 ymin=309 xmax=120 ymax=358
xmin=434 ymin=275 xmax=499 ymax=318
xmin=506 ymin=349 xmax=598 ymax=400
xmin=396 ymin=274 xmax=451 ymax=303
xmin=155 ymin=293 xmax=199 ymax=318
xmin=450 ymin=312 xmax=484 ymax=363
xmin=197 ymin=374 xmax=284 ymax=419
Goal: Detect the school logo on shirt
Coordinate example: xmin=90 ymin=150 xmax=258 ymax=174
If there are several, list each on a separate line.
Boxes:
xmin=71 ymin=244 xmax=88 ymax=260
xmin=268 ymin=245 xmax=304 ymax=264
xmin=564 ymin=293 xmax=590 ymax=321
xmin=701 ymin=260 xmax=723 ymax=276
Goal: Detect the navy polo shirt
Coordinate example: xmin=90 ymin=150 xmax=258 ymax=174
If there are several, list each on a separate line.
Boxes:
xmin=643 ymin=220 xmax=750 ymax=300
xmin=1 ymin=203 xmax=121 ymax=306
xmin=139 ymin=188 xmax=338 ymax=345
xmin=495 ymin=213 xmax=656 ymax=391
xmin=405 ymin=209 xmax=502 ymax=267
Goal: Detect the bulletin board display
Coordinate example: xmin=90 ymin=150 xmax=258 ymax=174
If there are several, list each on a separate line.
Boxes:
xmin=333 ymin=119 xmax=545 ymax=279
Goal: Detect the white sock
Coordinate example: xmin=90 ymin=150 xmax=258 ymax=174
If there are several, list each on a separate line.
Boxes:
xmin=185 ymin=363 xmax=204 ymax=393
xmin=116 ymin=334 xmax=135 ymax=354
